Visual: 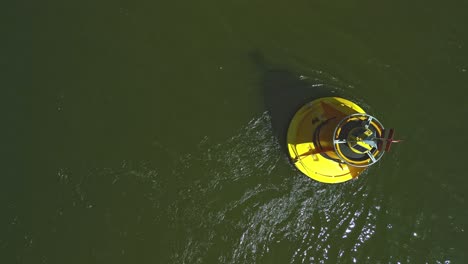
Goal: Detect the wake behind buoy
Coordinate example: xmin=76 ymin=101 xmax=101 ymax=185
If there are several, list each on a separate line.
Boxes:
xmin=287 ymin=97 xmax=400 ymax=184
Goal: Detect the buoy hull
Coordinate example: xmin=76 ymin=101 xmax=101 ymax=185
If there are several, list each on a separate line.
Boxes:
xmin=287 ymin=97 xmax=368 ymax=183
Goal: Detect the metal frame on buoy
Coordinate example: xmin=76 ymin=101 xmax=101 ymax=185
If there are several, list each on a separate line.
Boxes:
xmin=332 ymin=113 xmax=385 ymax=168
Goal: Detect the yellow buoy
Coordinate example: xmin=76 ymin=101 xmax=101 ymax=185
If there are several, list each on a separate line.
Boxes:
xmin=287 ymin=97 xmax=396 ymax=184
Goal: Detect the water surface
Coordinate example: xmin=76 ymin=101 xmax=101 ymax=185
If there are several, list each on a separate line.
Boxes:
xmin=3 ymin=0 xmax=468 ymax=263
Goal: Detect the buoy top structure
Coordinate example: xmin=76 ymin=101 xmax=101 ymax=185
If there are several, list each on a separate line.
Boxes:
xmin=287 ymin=97 xmax=400 ymax=184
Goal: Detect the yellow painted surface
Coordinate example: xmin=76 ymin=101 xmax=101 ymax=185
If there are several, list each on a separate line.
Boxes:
xmin=287 ymin=97 xmax=367 ymax=183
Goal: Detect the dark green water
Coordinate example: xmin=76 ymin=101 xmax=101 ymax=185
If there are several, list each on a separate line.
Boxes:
xmin=3 ymin=0 xmax=468 ymax=263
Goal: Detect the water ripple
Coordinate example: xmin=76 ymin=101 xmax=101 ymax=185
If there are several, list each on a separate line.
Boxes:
xmin=169 ymin=112 xmax=386 ymax=264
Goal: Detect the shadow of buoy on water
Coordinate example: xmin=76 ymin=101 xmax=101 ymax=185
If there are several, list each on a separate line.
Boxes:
xmin=250 ymin=51 xmax=340 ymax=154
